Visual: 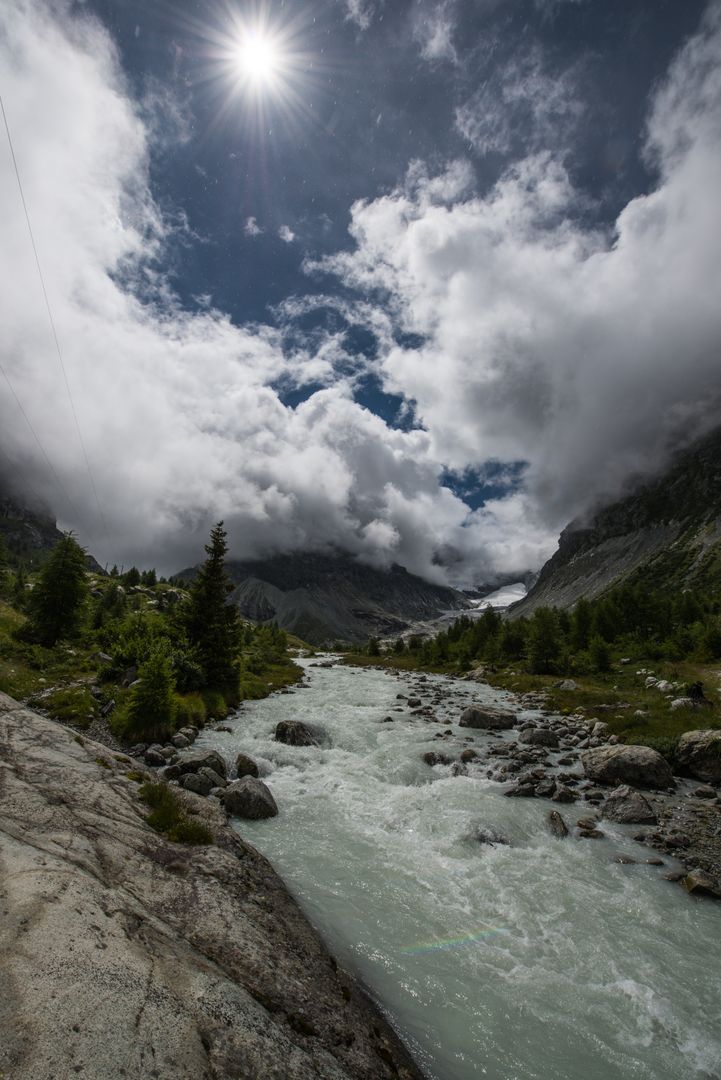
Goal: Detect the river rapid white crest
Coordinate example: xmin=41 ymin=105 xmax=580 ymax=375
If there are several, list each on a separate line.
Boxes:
xmin=198 ymin=659 xmax=721 ymax=1080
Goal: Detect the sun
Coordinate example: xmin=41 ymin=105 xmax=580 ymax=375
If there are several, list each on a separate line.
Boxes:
xmin=234 ymin=29 xmax=282 ymax=88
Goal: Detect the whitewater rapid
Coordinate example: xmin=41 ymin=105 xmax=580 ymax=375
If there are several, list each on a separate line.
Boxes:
xmin=198 ymin=658 xmax=721 ymax=1080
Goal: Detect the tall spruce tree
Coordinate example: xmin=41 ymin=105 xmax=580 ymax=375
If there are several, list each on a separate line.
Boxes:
xmin=183 ymin=522 xmax=241 ymax=696
xmin=28 ymin=534 xmax=89 ymax=645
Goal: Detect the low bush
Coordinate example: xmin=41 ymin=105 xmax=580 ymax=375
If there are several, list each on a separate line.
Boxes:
xmin=174 ymin=692 xmax=207 ymax=727
xmin=29 ymin=685 xmax=96 ymax=728
xmin=138 ymin=781 xmax=212 ymax=844
xmin=200 ymin=689 xmax=228 ymax=720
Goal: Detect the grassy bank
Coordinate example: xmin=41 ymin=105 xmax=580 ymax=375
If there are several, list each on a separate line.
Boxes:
xmin=340 ymin=647 xmax=721 ymax=758
xmin=0 ymin=590 xmax=302 ymax=734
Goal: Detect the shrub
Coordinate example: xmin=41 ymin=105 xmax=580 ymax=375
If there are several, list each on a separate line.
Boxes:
xmin=138 ymin=781 xmax=212 ymax=844
xmin=174 ymin=692 xmax=207 ymax=727
xmin=200 ymin=688 xmax=228 ymax=720
xmin=30 ymin=686 xmax=96 ymax=728
xmin=115 ymin=645 xmax=177 ymax=742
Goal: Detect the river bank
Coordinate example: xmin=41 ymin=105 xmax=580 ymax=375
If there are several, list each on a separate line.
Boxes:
xmin=0 ymin=690 xmax=425 ymax=1080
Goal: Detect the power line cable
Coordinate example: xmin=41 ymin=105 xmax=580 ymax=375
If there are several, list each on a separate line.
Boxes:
xmin=0 ymin=91 xmax=110 ymax=547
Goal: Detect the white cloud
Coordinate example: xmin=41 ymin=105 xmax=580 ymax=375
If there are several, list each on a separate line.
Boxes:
xmin=278 ymin=224 xmax=296 ymax=243
xmin=456 ymin=45 xmax=584 ymax=156
xmin=317 ymin=0 xmax=721 ymax=546
xmin=244 ymin=216 xmax=263 ymax=237
xmin=0 ymin=0 xmax=532 ymax=586
xmin=343 ymin=0 xmax=383 ymax=31
xmin=414 ymin=1 xmax=458 ymax=64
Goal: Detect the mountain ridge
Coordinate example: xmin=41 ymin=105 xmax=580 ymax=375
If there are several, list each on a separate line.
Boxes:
xmin=511 ymin=427 xmax=721 ymax=617
xmin=175 ymin=551 xmax=470 ymax=645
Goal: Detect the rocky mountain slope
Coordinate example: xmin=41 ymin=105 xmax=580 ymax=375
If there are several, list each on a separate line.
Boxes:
xmin=177 ymin=552 xmax=469 ymax=646
xmin=511 ymin=427 xmax=721 ymax=617
xmin=0 ymin=692 xmax=423 ymax=1080
xmin=0 ymin=482 xmax=103 ymax=572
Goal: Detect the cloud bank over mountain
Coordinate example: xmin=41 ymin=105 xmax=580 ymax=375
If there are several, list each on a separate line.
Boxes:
xmin=1 ymin=0 xmax=720 ymax=584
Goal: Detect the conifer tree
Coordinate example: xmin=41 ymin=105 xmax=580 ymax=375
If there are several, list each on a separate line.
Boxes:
xmin=28 ymin=534 xmax=89 ymax=645
xmin=183 ymin=522 xmax=241 ymax=696
xmin=121 ymin=643 xmax=177 ymax=741
xmin=527 ymin=607 xmax=561 ymax=674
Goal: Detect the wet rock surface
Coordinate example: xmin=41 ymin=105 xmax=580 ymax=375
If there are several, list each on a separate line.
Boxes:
xmin=0 ymin=692 xmax=425 ymax=1080
xmin=581 ymin=744 xmax=674 ymax=790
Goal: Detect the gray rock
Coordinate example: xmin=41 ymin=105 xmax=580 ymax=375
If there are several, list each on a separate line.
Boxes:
xmin=682 ymin=869 xmax=721 ymax=899
xmin=558 ymin=680 xmax=579 ymax=691
xmin=222 ymin=777 xmax=279 ymax=819
xmin=518 ymin=727 xmax=559 ymax=748
xmin=676 ymin=730 xmax=721 ymax=784
xmin=275 ymin=720 xmax=318 ymax=746
xmin=235 ymin=752 xmax=260 ymax=778
xmin=423 ymin=751 xmax=451 ymax=766
xmin=601 ymin=784 xmax=657 ymax=824
xmin=180 ymin=772 xmax=213 ymax=797
xmin=691 ymin=784 xmax=717 ymax=799
xmin=198 ymin=767 xmax=227 ymax=789
xmin=547 ymin=810 xmax=569 ymax=838
xmin=581 ymin=744 xmax=674 ymax=790
xmin=144 ymin=747 xmax=166 ymax=767
xmin=552 ymin=785 xmax=576 ymax=803
xmin=459 ymin=705 xmax=515 ymax=730
xmin=177 ymin=749 xmax=228 ymax=780
xmin=475 ymin=826 xmax=510 ymax=846
xmin=670 ymin=697 xmax=696 ymax=711
xmin=171 ymin=733 xmax=190 ymax=749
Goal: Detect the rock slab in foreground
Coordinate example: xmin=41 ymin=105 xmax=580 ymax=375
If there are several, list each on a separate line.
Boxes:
xmin=459 ymin=705 xmax=515 ymax=730
xmin=676 ymin=729 xmax=721 ymax=784
xmin=0 ymin=692 xmax=423 ymax=1080
xmin=581 ymin=744 xmax=674 ymax=790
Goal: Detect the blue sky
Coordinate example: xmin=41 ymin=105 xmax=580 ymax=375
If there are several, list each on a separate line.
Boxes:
xmin=1 ymin=0 xmax=720 ymax=581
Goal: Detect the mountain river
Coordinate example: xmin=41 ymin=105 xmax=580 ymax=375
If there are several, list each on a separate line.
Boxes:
xmin=197 ymin=657 xmax=721 ymax=1080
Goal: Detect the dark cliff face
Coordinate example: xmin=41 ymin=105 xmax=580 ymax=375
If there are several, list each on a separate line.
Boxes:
xmin=510 ymin=427 xmax=721 ymax=617
xmin=177 ymin=551 xmax=469 ymax=645
xmin=0 ymin=486 xmax=103 ymax=573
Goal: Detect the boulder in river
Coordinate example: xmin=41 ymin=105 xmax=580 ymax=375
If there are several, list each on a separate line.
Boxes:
xmin=601 ymin=785 xmax=657 ymax=824
xmin=675 ymin=730 xmax=721 ymax=784
xmin=235 ymin=752 xmax=260 ymax=778
xmin=459 ymin=705 xmax=515 ymax=730
xmin=547 ymin=810 xmax=569 ymax=838
xmin=222 ymin=777 xmax=279 ymax=819
xmin=275 ymin=719 xmax=318 ymax=746
xmin=177 ymin=749 xmax=228 ymax=780
xmin=475 ymin=826 xmax=511 ymax=846
xmin=581 ymin=745 xmax=674 ymax=790
xmin=423 ymin=751 xmax=451 ymax=766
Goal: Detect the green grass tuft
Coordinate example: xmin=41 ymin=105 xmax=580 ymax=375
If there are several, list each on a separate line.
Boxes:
xmin=138 ymin=781 xmax=213 ymax=845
